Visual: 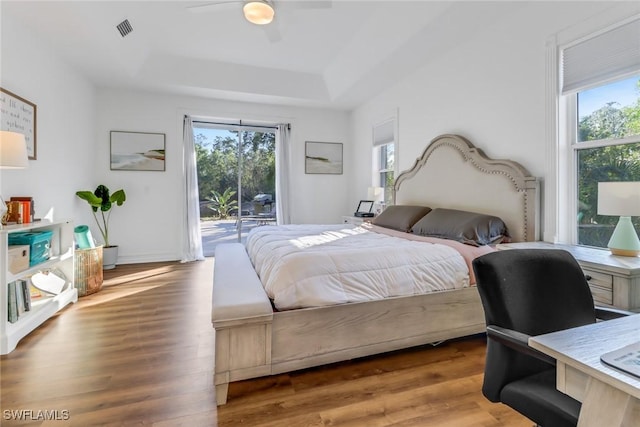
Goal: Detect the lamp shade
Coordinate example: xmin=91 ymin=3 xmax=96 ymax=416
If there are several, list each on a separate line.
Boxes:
xmin=367 ymin=186 xmax=384 ymax=201
xmin=243 ymin=0 xmax=274 ymax=25
xmin=597 ymin=182 xmax=640 ymax=216
xmin=0 ymin=131 xmax=29 ymax=169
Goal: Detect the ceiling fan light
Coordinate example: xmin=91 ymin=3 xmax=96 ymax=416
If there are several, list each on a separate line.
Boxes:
xmin=243 ymin=1 xmax=274 ymax=25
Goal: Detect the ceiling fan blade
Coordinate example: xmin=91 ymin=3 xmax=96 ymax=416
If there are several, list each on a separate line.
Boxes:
xmin=187 ymin=1 xmax=242 ymax=14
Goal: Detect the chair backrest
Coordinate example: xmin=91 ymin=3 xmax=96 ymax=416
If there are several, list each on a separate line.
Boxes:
xmin=472 ymin=249 xmax=597 ymax=400
xmin=473 ymin=249 xmax=596 ymax=335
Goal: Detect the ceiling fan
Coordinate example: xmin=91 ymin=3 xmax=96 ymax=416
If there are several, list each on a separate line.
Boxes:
xmin=187 ymin=0 xmax=332 ymax=42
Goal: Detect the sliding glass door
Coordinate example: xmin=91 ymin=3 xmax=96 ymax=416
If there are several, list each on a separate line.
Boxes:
xmin=193 ymin=122 xmax=275 ymax=255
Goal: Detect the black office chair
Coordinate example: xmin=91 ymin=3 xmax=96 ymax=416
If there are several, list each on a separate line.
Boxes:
xmin=472 ymin=249 xmax=630 ymax=427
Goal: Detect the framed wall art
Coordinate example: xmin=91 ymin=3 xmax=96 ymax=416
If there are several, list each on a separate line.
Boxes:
xmin=0 ymin=88 xmax=37 ymax=160
xmin=305 ymin=141 xmax=343 ymax=174
xmin=110 ymin=131 xmax=166 ymax=171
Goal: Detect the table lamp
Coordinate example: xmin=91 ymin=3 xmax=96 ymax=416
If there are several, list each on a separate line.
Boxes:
xmin=368 ymin=186 xmax=385 ymax=214
xmin=0 ymin=131 xmax=29 ymax=228
xmin=597 ymin=181 xmax=640 ymax=257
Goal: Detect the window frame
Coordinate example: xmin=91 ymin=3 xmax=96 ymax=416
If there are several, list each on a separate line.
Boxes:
xmin=373 ymin=142 xmax=395 ymax=205
xmin=552 ymin=13 xmax=640 ymax=245
xmin=372 ymin=115 xmax=399 ymax=207
xmin=568 ymin=90 xmax=640 ymax=246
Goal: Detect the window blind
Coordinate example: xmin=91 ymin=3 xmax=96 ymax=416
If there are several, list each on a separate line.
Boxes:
xmin=373 ymin=120 xmax=395 ymax=146
xmin=562 ymin=17 xmax=640 ymax=94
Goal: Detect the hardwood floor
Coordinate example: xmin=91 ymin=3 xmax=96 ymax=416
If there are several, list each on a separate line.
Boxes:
xmin=1 ymin=260 xmax=532 ymax=426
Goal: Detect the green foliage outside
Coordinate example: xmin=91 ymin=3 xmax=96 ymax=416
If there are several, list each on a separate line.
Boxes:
xmin=577 ymin=78 xmax=640 ymax=247
xmin=195 ymin=130 xmax=275 ymax=219
xmin=206 ymin=188 xmax=238 ymax=219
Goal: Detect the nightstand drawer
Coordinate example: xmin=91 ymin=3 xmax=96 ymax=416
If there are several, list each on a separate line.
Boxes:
xmin=582 ymin=268 xmax=613 ymax=305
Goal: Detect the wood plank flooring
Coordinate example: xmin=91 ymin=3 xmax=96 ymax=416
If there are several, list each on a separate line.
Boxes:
xmin=1 ymin=260 xmax=532 ymax=426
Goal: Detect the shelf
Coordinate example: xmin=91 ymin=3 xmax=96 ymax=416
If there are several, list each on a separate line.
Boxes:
xmin=2 ymin=220 xmax=57 ymax=233
xmin=1 ymin=219 xmax=76 ymax=354
xmin=3 ymin=286 xmax=78 ymax=353
xmin=6 ymin=248 xmax=74 ymax=283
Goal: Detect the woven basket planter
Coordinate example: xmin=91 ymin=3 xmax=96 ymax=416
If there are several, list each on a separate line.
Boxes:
xmin=74 ymin=245 xmax=104 ymax=296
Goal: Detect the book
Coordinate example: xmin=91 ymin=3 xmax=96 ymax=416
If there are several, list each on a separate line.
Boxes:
xmin=15 ymin=281 xmax=25 ymax=316
xmin=600 ymin=341 xmax=640 ymax=379
xmin=10 ymin=197 xmax=34 ymax=222
xmin=7 ymin=281 xmax=18 ymax=323
xmin=29 ymin=284 xmax=42 ymax=300
xmin=20 ymin=280 xmax=31 ymax=311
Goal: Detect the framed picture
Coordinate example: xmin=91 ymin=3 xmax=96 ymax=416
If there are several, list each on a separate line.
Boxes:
xmin=305 ymin=141 xmax=343 ymax=174
xmin=110 ymin=131 xmax=166 ymax=171
xmin=0 ymin=88 xmax=37 ymax=160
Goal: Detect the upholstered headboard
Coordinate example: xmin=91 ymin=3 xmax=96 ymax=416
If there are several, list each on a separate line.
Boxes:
xmin=393 ymin=134 xmax=538 ymax=242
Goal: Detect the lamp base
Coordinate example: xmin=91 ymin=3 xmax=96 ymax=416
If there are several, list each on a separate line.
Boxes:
xmin=607 ymin=216 xmax=640 ymax=257
xmin=608 ymin=247 xmax=640 ymax=257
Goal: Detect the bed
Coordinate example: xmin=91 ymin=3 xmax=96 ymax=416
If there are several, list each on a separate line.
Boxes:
xmin=212 ymin=134 xmax=538 ymax=405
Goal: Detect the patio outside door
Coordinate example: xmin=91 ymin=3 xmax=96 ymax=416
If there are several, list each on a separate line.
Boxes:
xmin=193 ymin=123 xmax=276 ymax=256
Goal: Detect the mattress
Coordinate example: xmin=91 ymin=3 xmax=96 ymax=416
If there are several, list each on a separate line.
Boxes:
xmin=245 ymin=223 xmax=484 ymax=310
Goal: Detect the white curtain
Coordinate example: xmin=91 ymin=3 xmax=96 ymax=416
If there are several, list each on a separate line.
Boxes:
xmin=182 ymin=115 xmax=204 ymax=262
xmin=275 ymin=124 xmax=292 ymax=224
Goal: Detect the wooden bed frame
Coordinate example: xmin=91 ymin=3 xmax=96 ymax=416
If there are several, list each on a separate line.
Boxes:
xmin=212 ymin=134 xmax=539 ymax=405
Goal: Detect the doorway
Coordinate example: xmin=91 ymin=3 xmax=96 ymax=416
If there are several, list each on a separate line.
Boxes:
xmin=193 ymin=122 xmax=276 ymax=256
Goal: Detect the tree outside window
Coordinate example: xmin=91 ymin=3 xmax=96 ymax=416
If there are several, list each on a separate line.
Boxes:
xmin=576 ymin=75 xmax=640 ymax=247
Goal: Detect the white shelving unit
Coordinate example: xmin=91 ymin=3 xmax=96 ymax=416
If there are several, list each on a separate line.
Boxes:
xmin=1 ymin=219 xmax=77 ymax=354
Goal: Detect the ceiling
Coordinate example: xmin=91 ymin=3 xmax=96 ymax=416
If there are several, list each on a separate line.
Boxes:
xmin=1 ymin=1 xmax=523 ymax=110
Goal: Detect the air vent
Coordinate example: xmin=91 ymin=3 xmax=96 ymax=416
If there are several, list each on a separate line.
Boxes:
xmin=116 ymin=19 xmax=133 ymax=37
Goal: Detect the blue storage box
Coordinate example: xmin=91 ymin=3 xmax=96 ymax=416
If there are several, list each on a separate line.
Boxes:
xmin=8 ymin=231 xmax=53 ymax=266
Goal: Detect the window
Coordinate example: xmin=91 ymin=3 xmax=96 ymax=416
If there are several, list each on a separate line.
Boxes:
xmin=560 ymin=16 xmax=640 ymax=248
xmin=575 ymin=76 xmax=640 ymax=247
xmin=375 ymin=142 xmax=395 ymax=206
xmin=372 ymin=117 xmax=397 ymax=207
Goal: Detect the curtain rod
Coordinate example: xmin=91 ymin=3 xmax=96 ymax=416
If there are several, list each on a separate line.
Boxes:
xmin=191 ymin=119 xmax=290 ymax=131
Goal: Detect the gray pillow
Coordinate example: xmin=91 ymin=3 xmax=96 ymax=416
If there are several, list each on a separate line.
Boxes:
xmin=411 ymin=208 xmax=509 ymax=246
xmin=372 ymin=205 xmax=432 ymax=232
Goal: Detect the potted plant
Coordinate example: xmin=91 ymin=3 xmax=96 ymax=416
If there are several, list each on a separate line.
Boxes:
xmin=76 ymin=185 xmax=126 ymax=270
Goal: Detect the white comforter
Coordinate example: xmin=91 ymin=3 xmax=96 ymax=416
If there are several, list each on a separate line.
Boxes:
xmin=245 ymin=224 xmax=469 ymax=310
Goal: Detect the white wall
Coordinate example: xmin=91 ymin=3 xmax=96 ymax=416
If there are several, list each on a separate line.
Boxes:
xmin=0 ymin=9 xmax=96 ymax=228
xmin=96 ymin=89 xmax=350 ymax=263
xmin=348 ymin=1 xmax=633 ymax=241
xmin=7 ymin=0 xmax=632 ymax=265
xmin=1 ymin=5 xmax=350 ymax=265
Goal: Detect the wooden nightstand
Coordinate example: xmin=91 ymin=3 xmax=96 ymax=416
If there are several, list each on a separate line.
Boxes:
xmin=496 ymin=242 xmax=640 ymax=312
xmin=341 ymin=216 xmax=374 ymax=225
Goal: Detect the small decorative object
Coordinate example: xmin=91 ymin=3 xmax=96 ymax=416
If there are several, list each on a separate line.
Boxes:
xmin=305 ymin=141 xmax=343 ymax=174
xmin=74 ymin=224 xmax=95 ymax=249
xmin=597 ymin=181 xmax=640 ymax=257
xmin=75 ymin=185 xmax=126 ymax=269
xmin=31 ymin=268 xmax=67 ymax=295
xmin=0 ymin=89 xmax=37 ymax=160
xmin=354 ymin=200 xmax=375 ymax=218
xmin=5 ymin=201 xmax=21 ymax=224
xmin=110 ymin=131 xmax=166 ymax=171
xmin=0 ymin=196 xmax=7 ymax=226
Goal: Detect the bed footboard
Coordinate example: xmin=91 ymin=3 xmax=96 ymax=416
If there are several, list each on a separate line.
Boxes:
xmin=212 ymin=243 xmax=273 ymax=405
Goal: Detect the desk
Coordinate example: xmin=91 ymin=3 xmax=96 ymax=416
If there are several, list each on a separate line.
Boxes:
xmin=529 ymin=315 xmax=640 ymax=427
xmin=497 ymin=242 xmax=640 ymax=311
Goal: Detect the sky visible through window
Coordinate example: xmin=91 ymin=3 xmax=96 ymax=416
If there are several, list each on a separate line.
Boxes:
xmin=193 ymin=127 xmax=233 ymax=145
xmin=578 ymin=75 xmax=639 ymax=119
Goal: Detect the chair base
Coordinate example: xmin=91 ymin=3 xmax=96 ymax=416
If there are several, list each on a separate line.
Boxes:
xmin=501 ymin=369 xmax=580 ymax=427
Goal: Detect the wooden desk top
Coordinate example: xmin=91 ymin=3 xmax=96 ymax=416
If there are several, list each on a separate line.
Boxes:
xmin=497 ymin=241 xmax=640 ymax=275
xmin=529 ymin=314 xmax=640 ymax=399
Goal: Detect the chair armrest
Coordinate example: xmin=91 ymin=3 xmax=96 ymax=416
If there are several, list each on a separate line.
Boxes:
xmin=595 ymin=306 xmax=634 ymax=320
xmin=486 ymin=325 xmax=556 ymax=366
